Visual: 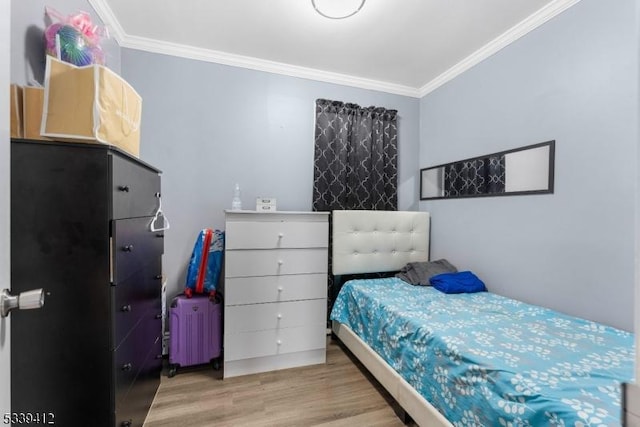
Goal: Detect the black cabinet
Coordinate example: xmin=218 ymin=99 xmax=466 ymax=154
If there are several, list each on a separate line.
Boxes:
xmin=11 ymin=139 xmax=163 ymax=427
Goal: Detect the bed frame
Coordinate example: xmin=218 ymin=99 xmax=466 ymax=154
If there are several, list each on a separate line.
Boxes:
xmin=330 ymin=210 xmax=452 ymax=427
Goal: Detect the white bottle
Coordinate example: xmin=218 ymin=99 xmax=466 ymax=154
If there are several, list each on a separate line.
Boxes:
xmin=231 ymin=183 xmax=242 ymax=210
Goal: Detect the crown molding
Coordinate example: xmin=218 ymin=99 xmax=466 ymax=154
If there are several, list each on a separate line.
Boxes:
xmin=417 ymin=0 xmax=582 ymax=97
xmin=89 ymin=0 xmax=581 ymax=99
xmin=124 ymin=34 xmax=421 ymax=98
xmin=88 ymin=0 xmax=419 ymax=97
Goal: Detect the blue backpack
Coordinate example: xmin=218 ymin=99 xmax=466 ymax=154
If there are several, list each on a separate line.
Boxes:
xmin=185 ymin=228 xmax=224 ymax=300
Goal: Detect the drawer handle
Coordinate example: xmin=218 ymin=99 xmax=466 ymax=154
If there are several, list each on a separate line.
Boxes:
xmin=155 ymin=275 xmax=162 ymax=280
xmin=278 ymin=233 xmax=284 ymax=238
xmin=277 ymin=314 xmax=282 ymax=319
xmin=122 ymin=363 xmax=132 ymax=371
xmin=277 ymin=287 xmax=284 ymax=292
xmin=121 ymin=420 xmax=132 ymax=427
xmin=277 ymin=260 xmax=283 ymax=265
xmin=276 ymin=340 xmax=282 ymax=346
xmin=155 ymin=313 xmax=162 ymax=319
xmin=121 ymin=304 xmax=131 ymax=312
xmin=156 ymin=233 xmax=165 ymax=238
xmin=123 ymin=245 xmax=134 ymax=252
xmin=118 ymin=185 xmax=130 ymax=193
xmin=156 ymin=354 xmax=163 ymax=359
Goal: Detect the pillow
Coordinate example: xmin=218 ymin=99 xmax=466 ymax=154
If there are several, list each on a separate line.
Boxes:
xmin=396 ymin=259 xmax=457 ymax=285
xmin=429 ymin=271 xmax=487 ymax=294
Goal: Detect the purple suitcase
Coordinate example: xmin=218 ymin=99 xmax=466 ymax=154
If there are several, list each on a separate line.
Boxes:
xmin=168 ymin=294 xmax=222 ymax=377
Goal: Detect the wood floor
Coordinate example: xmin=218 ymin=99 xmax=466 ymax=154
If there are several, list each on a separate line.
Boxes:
xmin=144 ymin=336 xmax=413 ymax=427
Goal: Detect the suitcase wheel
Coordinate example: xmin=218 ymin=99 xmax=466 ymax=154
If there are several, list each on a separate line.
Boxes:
xmin=168 ymin=364 xmax=178 ymax=378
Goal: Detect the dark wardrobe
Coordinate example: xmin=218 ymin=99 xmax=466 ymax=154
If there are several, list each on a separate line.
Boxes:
xmin=11 ymin=139 xmax=164 ymax=427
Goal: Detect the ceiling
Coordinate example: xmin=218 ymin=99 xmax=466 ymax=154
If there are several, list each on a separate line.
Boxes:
xmin=88 ymin=0 xmax=581 ymax=98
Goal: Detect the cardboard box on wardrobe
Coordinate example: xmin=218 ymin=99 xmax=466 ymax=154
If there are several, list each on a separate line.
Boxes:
xmin=11 ymin=57 xmax=143 ymax=157
xmin=10 ymin=84 xmax=52 ymax=141
xmin=10 ymin=84 xmax=23 ymax=138
xmin=24 ymin=86 xmax=52 ymax=141
xmin=40 ymin=56 xmax=142 ymax=157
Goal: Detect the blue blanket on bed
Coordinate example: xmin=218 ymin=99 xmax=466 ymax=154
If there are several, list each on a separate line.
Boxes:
xmin=330 ymin=277 xmax=634 ymax=426
xmin=430 ymin=271 xmax=487 ymax=293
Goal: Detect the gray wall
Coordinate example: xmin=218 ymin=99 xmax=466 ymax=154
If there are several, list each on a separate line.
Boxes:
xmin=1 ymin=0 xmax=12 ymax=416
xmin=636 ymin=0 xmax=640 ymax=377
xmin=419 ymin=0 xmax=638 ymax=331
xmin=11 ymin=0 xmax=636 ymax=331
xmin=9 ymin=0 xmax=421 ymax=304
xmin=11 ymin=0 xmax=120 ymax=85
xmin=120 ymin=49 xmax=421 ymax=300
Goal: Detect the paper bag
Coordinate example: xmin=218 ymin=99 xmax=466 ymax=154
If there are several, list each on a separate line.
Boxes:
xmin=41 ymin=56 xmax=142 ymax=157
xmin=23 ymin=87 xmax=52 ymax=141
xmin=10 ymin=84 xmax=23 ymax=138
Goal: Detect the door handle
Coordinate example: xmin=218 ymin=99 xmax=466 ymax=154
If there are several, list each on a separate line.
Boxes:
xmin=1 ymin=288 xmax=45 ymax=318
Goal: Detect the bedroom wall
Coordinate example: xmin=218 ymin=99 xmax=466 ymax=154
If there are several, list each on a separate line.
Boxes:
xmin=1 ymin=0 xmax=11 ymax=416
xmin=419 ymin=0 xmax=638 ymax=331
xmin=636 ymin=0 xmax=640 ymax=380
xmin=9 ymin=0 xmax=421 ymax=307
xmin=10 ymin=0 xmax=120 ymax=85
xmin=120 ymin=48 xmax=421 ymax=300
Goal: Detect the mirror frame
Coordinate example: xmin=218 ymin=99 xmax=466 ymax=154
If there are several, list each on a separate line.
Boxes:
xmin=420 ymin=140 xmax=555 ymax=200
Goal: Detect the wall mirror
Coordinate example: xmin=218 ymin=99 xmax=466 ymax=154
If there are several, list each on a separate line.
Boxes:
xmin=420 ymin=140 xmax=555 ymax=200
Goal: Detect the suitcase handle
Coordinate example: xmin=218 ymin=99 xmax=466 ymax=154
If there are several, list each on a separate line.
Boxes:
xmin=122 ymin=245 xmax=134 ymax=252
xmin=121 ymin=304 xmax=132 ymax=312
xmin=122 ymin=363 xmax=132 ymax=371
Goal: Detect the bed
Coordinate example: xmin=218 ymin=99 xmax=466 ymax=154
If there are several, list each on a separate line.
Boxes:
xmin=329 ymin=210 xmax=634 ymax=427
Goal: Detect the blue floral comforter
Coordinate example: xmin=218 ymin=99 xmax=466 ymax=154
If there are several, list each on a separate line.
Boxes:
xmin=330 ymin=277 xmax=634 ymax=426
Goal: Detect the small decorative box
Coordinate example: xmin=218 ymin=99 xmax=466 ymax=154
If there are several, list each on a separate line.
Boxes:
xmin=256 ymin=198 xmax=277 ymax=212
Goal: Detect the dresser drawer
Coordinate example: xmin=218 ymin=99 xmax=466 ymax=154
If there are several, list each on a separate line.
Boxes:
xmin=112 ymin=217 xmax=164 ymax=283
xmin=225 ymin=274 xmax=327 ymax=305
xmin=225 ymin=220 xmax=328 ymax=250
xmin=112 ymin=260 xmax=162 ymax=349
xmin=224 ymin=323 xmax=326 ymax=361
xmin=115 ymin=337 xmax=162 ymax=427
xmin=111 ymin=154 xmax=161 ymax=220
xmin=225 ymin=299 xmax=326 ymax=333
xmin=225 ymin=248 xmax=327 ymax=278
xmin=113 ymin=320 xmax=148 ymax=407
xmin=114 ymin=307 xmax=162 ymax=407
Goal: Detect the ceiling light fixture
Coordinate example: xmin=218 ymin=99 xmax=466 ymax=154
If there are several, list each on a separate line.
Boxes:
xmin=311 ymin=0 xmax=366 ymax=20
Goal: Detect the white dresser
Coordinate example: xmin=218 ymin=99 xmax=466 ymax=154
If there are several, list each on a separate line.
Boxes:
xmin=223 ymin=210 xmax=329 ymax=378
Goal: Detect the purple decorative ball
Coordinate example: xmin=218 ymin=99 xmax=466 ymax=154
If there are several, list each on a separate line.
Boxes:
xmin=44 ymin=24 xmax=94 ymax=66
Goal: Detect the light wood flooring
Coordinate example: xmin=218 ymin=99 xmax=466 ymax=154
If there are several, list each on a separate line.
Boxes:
xmin=144 ymin=336 xmax=414 ymax=427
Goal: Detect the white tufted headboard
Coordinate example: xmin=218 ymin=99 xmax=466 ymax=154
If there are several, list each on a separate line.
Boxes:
xmin=332 ymin=210 xmax=430 ymax=275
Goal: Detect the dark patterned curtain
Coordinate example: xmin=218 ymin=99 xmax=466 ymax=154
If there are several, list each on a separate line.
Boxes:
xmin=444 ymin=155 xmax=505 ymax=197
xmin=313 ymin=99 xmax=398 ymax=210
xmin=312 ymin=99 xmax=398 ymax=316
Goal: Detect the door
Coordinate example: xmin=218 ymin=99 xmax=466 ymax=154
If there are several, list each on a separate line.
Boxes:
xmin=1 ymin=0 xmax=11 ymax=418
